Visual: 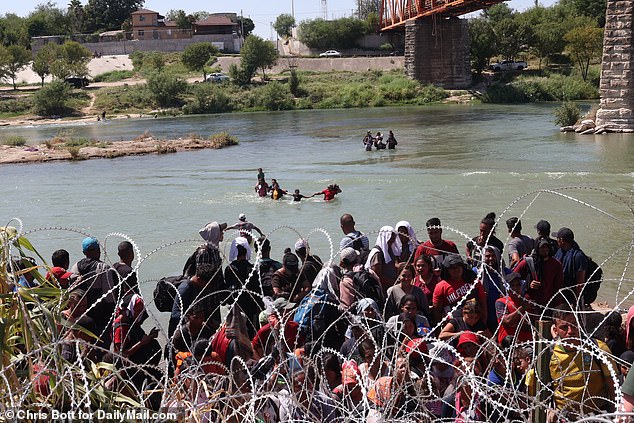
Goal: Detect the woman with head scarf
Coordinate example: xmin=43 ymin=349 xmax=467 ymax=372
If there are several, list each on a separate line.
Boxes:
xmin=183 ymin=221 xmax=226 ymax=277
xmin=366 ymin=226 xmax=398 ymax=292
xmin=393 ymin=220 xmax=420 ymax=265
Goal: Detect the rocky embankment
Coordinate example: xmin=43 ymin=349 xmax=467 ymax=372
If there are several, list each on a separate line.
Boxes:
xmin=561 ymin=119 xmax=634 ymax=135
xmin=0 ymin=135 xmax=237 ymax=165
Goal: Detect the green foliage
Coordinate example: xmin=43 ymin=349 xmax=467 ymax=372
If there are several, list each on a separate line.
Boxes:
xmin=289 ymin=69 xmax=300 ymax=96
xmin=83 ymin=0 xmax=144 ymax=32
xmin=144 ymin=52 xmax=166 ymax=73
xmin=554 ymin=101 xmax=581 ymax=126
xmin=129 ymin=51 xmax=145 ymax=71
xmin=146 ymin=72 xmax=187 ymax=107
xmin=33 ymin=43 xmax=59 ymax=86
xmin=228 ymin=63 xmax=253 ymax=87
xmin=32 ymin=79 xmax=72 ymax=116
xmin=469 ymin=18 xmax=497 ymax=74
xmin=181 ymin=42 xmax=219 ymax=80
xmin=379 ymin=43 xmax=393 ymax=51
xmin=274 ymin=14 xmax=295 ymax=39
xmin=298 ymin=18 xmax=369 ymax=50
xmin=568 ymin=0 xmax=607 ymax=27
xmin=357 ymin=0 xmax=379 ymax=20
xmin=237 ymin=17 xmax=255 ymax=38
xmin=564 ymin=24 xmax=603 ymax=81
xmin=482 ymin=74 xmax=598 ymax=103
xmin=249 ymin=81 xmax=294 ymax=111
xmin=92 ymin=85 xmax=153 ymax=113
xmin=182 ymin=83 xmax=233 ymax=114
xmin=26 ymin=2 xmax=70 ymax=37
xmin=1 ymin=135 xmax=26 ymax=146
xmin=0 ymin=44 xmax=31 ymax=89
xmin=240 ymin=35 xmax=278 ymax=80
xmin=49 ymin=41 xmax=92 ymax=80
xmin=0 ymin=13 xmax=30 ymax=48
xmin=92 ymin=70 xmax=135 ymax=82
xmin=0 ymin=96 xmax=31 ymax=116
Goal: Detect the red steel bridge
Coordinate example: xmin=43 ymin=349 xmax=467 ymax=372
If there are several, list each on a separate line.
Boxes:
xmin=379 ymin=0 xmax=506 ymax=30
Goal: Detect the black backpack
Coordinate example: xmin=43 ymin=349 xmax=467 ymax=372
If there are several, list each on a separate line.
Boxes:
xmin=581 ymin=256 xmax=603 ymax=305
xmin=347 ymin=268 xmax=385 ymax=310
xmin=346 ymin=233 xmax=370 ymax=264
xmin=153 ymin=275 xmax=188 ymax=312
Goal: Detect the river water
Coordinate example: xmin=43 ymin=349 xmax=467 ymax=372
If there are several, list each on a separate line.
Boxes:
xmin=1 ymin=103 xmax=634 ymax=310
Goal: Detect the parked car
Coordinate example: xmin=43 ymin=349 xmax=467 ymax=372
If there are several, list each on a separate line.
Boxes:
xmin=319 ymin=50 xmax=342 ymax=57
xmin=64 ymin=77 xmax=90 ymax=88
xmin=489 ymin=60 xmax=527 ymax=71
xmin=205 ymin=73 xmax=230 ymax=83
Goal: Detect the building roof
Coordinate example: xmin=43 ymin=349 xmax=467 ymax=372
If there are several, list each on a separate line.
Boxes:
xmin=100 ymin=30 xmax=124 ymax=37
xmin=194 ymin=16 xmax=237 ymax=26
xmin=131 ymin=8 xmax=159 ymax=15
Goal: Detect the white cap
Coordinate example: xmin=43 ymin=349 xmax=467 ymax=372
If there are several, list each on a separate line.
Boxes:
xmin=239 ymin=213 xmax=246 ymax=221
xmin=294 ymin=238 xmax=308 ymax=251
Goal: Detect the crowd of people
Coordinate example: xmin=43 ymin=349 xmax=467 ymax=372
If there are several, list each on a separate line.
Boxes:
xmin=254 ymin=168 xmax=342 ymax=202
xmin=8 ymin=211 xmax=634 ymax=421
xmin=363 ymin=130 xmax=398 ymax=151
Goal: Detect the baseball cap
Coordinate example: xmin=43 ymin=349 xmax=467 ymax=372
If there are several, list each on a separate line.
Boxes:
xmin=238 ymin=213 xmax=246 ymax=221
xmin=340 ymin=247 xmax=359 ymax=264
xmin=294 ymin=238 xmax=308 ymax=251
xmin=535 ymin=220 xmax=551 ymax=233
xmin=552 ymin=227 xmax=574 ymax=241
xmin=443 ymin=254 xmax=464 ymax=268
xmin=405 ymin=338 xmax=429 ymax=359
xmin=81 ymin=237 xmax=99 ymax=253
xmin=283 ymin=252 xmax=299 ymax=268
xmin=271 ymin=297 xmax=295 ymax=315
xmin=535 ymin=238 xmax=550 ymax=249
xmin=457 ymin=331 xmax=479 ymax=350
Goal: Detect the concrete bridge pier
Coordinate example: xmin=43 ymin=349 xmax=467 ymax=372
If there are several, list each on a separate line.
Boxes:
xmin=405 ymin=17 xmax=471 ymax=89
xmin=596 ymin=0 xmax=634 ymax=130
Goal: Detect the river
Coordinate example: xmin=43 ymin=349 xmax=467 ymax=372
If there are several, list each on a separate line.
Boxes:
xmin=1 ymin=103 xmax=634 ymax=311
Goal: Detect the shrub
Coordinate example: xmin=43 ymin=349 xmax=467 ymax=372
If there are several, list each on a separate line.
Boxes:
xmin=92 ymin=70 xmax=135 ymax=82
xmin=251 ymin=82 xmax=294 ymax=111
xmin=554 ymin=101 xmax=581 ymax=127
xmin=379 ymin=42 xmax=393 ymax=51
xmin=182 ymin=84 xmax=233 ymax=114
xmin=417 ymin=84 xmax=448 ymax=103
xmin=32 ymin=80 xmax=73 ymax=116
xmin=0 ymin=97 xmax=32 ymax=115
xmin=289 ymin=69 xmax=300 ymax=97
xmin=208 ymin=132 xmax=239 ymax=148
xmin=2 ymin=135 xmax=27 ymax=146
xmin=129 ymin=51 xmax=145 ymax=71
xmin=146 ymin=72 xmax=187 ymax=107
xmin=64 ymin=137 xmax=94 ymax=147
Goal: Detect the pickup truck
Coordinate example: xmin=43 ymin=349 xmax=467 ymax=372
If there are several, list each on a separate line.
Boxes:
xmin=489 ymin=60 xmax=528 ymax=71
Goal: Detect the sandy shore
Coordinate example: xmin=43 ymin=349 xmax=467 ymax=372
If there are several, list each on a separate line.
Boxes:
xmin=0 ymin=136 xmax=236 ymax=165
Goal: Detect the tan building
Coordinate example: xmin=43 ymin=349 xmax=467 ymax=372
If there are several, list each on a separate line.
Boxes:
xmin=130 ymin=9 xmax=191 ymax=40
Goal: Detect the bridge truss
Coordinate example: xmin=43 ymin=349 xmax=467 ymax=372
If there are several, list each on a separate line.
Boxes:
xmin=379 ymin=0 xmax=506 ymax=30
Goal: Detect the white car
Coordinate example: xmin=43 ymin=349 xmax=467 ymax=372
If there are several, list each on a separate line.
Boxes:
xmin=319 ymin=50 xmax=342 ymax=57
xmin=205 ymin=73 xmax=230 ymax=83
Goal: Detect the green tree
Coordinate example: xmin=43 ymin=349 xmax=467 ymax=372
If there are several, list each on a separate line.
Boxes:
xmin=494 ymin=16 xmax=533 ymax=61
xmin=67 ymin=0 xmax=87 ymax=33
xmin=237 ymin=17 xmax=255 ymax=38
xmin=298 ymin=18 xmax=368 ymax=50
xmin=83 ymin=0 xmax=144 ymax=32
xmin=469 ymin=18 xmax=496 ymax=74
xmin=166 ymin=10 xmax=195 ymax=29
xmin=32 ymin=42 xmax=59 ymax=86
xmin=50 ymin=41 xmax=92 ymax=80
xmin=27 ymin=2 xmax=70 ymax=37
xmin=531 ymin=21 xmax=566 ymax=69
xmin=146 ymin=72 xmax=186 ymax=107
xmin=564 ymin=24 xmax=603 ymax=81
xmin=240 ymin=35 xmax=278 ymax=80
xmin=144 ymin=51 xmax=165 ymax=72
xmin=181 ymin=42 xmax=219 ymax=81
xmin=273 ymin=14 xmax=295 ymax=39
xmin=0 ymin=14 xmax=30 ymax=48
xmin=356 ymin=0 xmax=379 ymax=20
xmin=0 ymin=44 xmax=31 ymax=90
xmin=32 ymin=79 xmax=72 ymax=115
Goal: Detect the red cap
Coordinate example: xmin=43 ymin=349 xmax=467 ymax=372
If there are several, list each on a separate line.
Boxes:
xmin=405 ymin=338 xmax=428 ymax=358
xmin=457 ymin=331 xmax=479 ymax=351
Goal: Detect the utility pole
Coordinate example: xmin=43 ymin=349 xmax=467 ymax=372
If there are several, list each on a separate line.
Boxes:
xmin=291 ymin=0 xmax=295 ymax=20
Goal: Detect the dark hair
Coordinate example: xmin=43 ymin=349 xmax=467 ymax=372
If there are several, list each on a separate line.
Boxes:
xmin=553 ymin=304 xmax=576 ymax=321
xmin=358 ymin=339 xmax=375 ymax=358
xmin=506 ymin=217 xmax=521 ymax=232
xmin=254 ymin=237 xmax=270 ymax=253
xmin=415 ymin=254 xmax=435 ymax=271
xmin=399 ymin=294 xmax=418 ymax=309
xmin=195 ymin=263 xmax=216 ymax=283
xmin=186 ymin=303 xmax=205 ymax=317
xmin=118 ymin=241 xmax=133 ymax=258
xmin=193 ymin=339 xmax=211 ymax=359
xmin=51 ymin=249 xmax=69 ymax=268
xmin=481 ymin=212 xmax=496 ymax=231
xmin=236 ymin=245 xmax=247 ymax=258
xmin=462 ymin=299 xmax=480 ymax=315
xmin=397 ymin=262 xmax=415 ymax=279
xmin=340 ymin=213 xmax=355 ymax=226
xmin=426 ymin=217 xmax=441 ymax=228
xmin=321 ymin=353 xmax=341 ymax=374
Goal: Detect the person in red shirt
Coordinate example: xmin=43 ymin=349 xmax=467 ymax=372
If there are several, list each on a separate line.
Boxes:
xmin=495 ymin=273 xmax=532 ymax=344
xmin=432 ymin=254 xmax=486 ymax=325
xmin=252 ymin=298 xmax=305 ymax=360
xmin=513 ymin=238 xmax=564 ymax=317
xmin=45 ymin=249 xmax=73 ymax=288
xmin=414 ymin=217 xmax=459 ymax=268
xmin=313 ymin=184 xmax=341 ymax=201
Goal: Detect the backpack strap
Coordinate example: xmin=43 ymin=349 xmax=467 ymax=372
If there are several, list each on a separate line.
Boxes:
xmin=524 ymin=256 xmax=538 ymax=282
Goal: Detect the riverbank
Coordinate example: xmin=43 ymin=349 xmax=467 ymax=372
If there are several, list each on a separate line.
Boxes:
xmin=0 ymin=132 xmax=238 ymax=165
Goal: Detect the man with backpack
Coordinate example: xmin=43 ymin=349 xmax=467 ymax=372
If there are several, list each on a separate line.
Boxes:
xmin=514 ymin=239 xmax=564 ymax=317
xmin=254 ymin=237 xmax=282 ymax=298
xmin=338 ymin=247 xmax=384 ymax=311
xmin=553 ymin=227 xmax=588 ymax=305
xmin=169 ymin=263 xmax=216 ymax=337
xmin=339 ymin=214 xmax=370 ymax=255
